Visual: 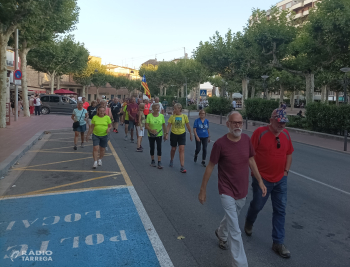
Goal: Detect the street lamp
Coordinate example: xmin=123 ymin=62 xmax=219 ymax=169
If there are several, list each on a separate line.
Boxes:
xmin=340 ymin=67 xmax=350 ymax=104
xmin=261 ymin=75 xmax=269 ymax=99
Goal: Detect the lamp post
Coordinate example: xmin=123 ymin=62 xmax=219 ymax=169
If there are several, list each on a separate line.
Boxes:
xmin=340 ymin=67 xmax=350 ymax=151
xmin=261 ymin=75 xmax=269 ymax=99
xmin=340 ymin=67 xmax=350 ymax=104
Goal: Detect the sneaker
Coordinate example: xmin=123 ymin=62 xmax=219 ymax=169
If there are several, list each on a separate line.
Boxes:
xmin=136 ymin=148 xmax=143 ymax=152
xmin=93 ymin=161 xmax=98 ymax=169
xmin=201 ymin=161 xmax=206 ymax=167
xmin=215 ymin=229 xmax=228 ymax=250
xmin=244 ymin=220 xmax=253 ymax=236
xmin=157 ymin=161 xmax=163 ymax=169
xmin=98 ymin=159 xmax=102 ymax=166
xmin=272 ymin=243 xmax=291 ymax=258
xmin=130 ymin=139 xmax=134 ymax=143
xmin=124 ymin=136 xmax=128 ymax=141
xmin=115 ymin=129 xmax=118 ymax=133
xmin=113 ymin=129 xmax=116 ymax=133
xmin=180 ymin=167 xmax=187 ymax=173
xmin=74 ymin=145 xmax=77 ymax=150
xmin=150 ymin=160 xmax=156 ymax=167
xmin=169 ymin=160 xmax=173 ymax=167
xmin=81 ymin=143 xmax=84 ymax=148
xmin=194 ymin=154 xmax=198 ymax=163
xmin=140 ymin=145 xmax=143 ymax=149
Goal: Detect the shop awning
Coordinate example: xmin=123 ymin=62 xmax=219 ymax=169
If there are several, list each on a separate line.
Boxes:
xmin=54 ymin=89 xmax=77 ymax=95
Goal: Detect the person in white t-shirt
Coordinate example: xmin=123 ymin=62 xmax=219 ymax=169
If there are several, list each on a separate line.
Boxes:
xmin=232 ymin=100 xmax=237 ymax=110
xmin=150 ymin=97 xmax=164 ymax=114
xmin=34 ymin=94 xmax=41 ymax=115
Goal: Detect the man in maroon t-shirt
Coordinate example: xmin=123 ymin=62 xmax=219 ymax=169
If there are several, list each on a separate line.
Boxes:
xmin=199 ymin=111 xmax=266 ymax=267
xmin=127 ymin=97 xmax=139 ymax=143
xmin=245 ymin=108 xmax=294 ymax=259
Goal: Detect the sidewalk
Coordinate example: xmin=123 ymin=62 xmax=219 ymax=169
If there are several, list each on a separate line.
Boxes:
xmin=0 ymin=113 xmax=72 ymax=164
xmin=204 ymin=114 xmax=350 ymax=154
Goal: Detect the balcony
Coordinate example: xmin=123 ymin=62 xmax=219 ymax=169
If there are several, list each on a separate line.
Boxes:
xmin=294 ymin=13 xmax=303 ymax=19
xmin=304 ymin=0 xmax=314 ymax=5
xmin=303 ymin=9 xmax=309 ymax=16
xmin=292 ymin=2 xmax=303 ymax=9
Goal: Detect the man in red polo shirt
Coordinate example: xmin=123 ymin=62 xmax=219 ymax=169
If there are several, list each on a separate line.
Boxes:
xmin=82 ymin=97 xmax=89 ymax=110
xmin=199 ymin=111 xmax=266 ymax=267
xmin=245 ymin=108 xmax=294 ymax=259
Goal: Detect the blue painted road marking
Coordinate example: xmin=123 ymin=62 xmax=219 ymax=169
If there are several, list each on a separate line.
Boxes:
xmin=0 ymin=187 xmax=162 ymax=266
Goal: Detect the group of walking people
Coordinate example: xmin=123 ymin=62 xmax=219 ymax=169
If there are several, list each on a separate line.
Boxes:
xmin=71 ymin=96 xmax=294 ymax=267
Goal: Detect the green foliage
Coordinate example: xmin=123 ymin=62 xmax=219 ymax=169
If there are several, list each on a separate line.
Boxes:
xmin=187 ymin=104 xmax=197 ymax=111
xmin=206 ymin=96 xmax=232 ymax=115
xmin=161 ymin=96 xmax=186 ymax=108
xmin=287 ymin=115 xmax=308 ymax=129
xmin=245 ymin=98 xmax=279 ymax=122
xmin=305 ymin=103 xmax=350 ymax=134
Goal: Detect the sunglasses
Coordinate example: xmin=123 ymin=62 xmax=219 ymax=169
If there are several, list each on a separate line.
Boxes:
xmin=276 ymin=137 xmax=280 ymax=149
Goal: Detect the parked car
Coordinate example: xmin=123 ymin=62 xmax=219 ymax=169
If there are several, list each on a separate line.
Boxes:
xmin=40 ymin=95 xmax=77 ymax=115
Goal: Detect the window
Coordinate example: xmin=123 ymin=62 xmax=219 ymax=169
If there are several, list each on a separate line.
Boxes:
xmin=286 ymin=2 xmax=292 ymax=8
xmin=94 ymin=94 xmax=97 ymax=100
xmin=117 ymin=95 xmax=121 ymax=99
xmin=111 ymin=94 xmax=114 ymax=99
xmin=88 ymin=94 xmax=91 ymax=101
xmin=41 ymin=96 xmax=50 ymax=102
xmin=50 ymin=96 xmax=59 ymax=102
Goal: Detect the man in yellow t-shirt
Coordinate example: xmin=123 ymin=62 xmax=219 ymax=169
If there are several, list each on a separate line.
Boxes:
xmin=165 ymin=103 xmax=193 ymax=173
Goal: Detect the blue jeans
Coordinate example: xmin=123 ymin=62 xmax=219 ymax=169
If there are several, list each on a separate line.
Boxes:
xmin=246 ymin=176 xmax=288 ymax=244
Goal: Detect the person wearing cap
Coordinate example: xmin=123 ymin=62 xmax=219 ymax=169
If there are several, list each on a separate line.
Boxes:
xmin=245 ymin=108 xmax=294 ymax=259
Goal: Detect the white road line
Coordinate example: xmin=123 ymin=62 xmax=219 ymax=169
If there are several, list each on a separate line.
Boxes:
xmin=290 ymin=171 xmax=350 ymax=196
xmin=128 ymin=187 xmax=174 ymax=267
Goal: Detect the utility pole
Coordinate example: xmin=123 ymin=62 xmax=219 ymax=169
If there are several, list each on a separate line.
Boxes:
xmin=184 ymin=47 xmax=188 ymax=107
xmin=15 ymin=29 xmax=19 ymax=122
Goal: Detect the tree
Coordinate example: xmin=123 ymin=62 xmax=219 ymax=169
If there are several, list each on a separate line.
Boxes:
xmin=27 ymin=35 xmax=89 ymax=93
xmin=0 ymin=0 xmax=42 ymax=127
xmin=17 ymin=0 xmax=79 ymax=117
xmin=91 ymin=72 xmax=108 ymax=98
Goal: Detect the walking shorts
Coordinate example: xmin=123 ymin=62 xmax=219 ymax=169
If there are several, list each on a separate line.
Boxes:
xmin=92 ymin=134 xmax=109 ymax=148
xmin=170 ymin=132 xmax=186 ymax=147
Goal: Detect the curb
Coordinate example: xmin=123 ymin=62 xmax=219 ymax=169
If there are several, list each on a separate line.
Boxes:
xmin=0 ymin=128 xmax=72 ymax=178
xmin=0 ymin=131 xmax=45 ymax=178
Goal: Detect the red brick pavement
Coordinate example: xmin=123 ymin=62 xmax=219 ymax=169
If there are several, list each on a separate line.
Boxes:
xmin=0 ymin=112 xmax=72 ymax=163
xmin=205 ymin=114 xmax=350 ymax=154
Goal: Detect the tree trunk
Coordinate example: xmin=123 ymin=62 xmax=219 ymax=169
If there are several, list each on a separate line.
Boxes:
xmin=267 ymin=90 xmax=271 ymax=100
xmin=305 ymin=73 xmax=315 ymax=106
xmin=197 ymin=83 xmax=200 ymax=110
xmin=19 ymin=46 xmax=30 ymax=117
xmin=290 ymin=91 xmax=295 ymax=111
xmin=50 ymin=71 xmax=56 ymax=94
xmin=159 ymin=85 xmax=163 ymax=96
xmin=280 ymin=85 xmax=284 ymax=103
xmin=320 ymin=85 xmax=327 ymax=103
xmin=325 ymin=86 xmax=329 ymax=104
xmin=336 ymin=91 xmax=339 ymax=106
xmin=251 ymin=86 xmax=255 ymax=99
xmin=242 ymin=78 xmax=248 ymax=108
xmin=96 ymin=87 xmax=99 ymax=99
xmin=0 ymin=32 xmax=12 ymax=128
xmin=56 ymin=75 xmax=61 ymax=90
xmin=177 ymin=88 xmax=180 ymax=98
xmin=180 ymin=85 xmax=184 ymax=98
xmin=82 ymin=85 xmax=86 ymax=97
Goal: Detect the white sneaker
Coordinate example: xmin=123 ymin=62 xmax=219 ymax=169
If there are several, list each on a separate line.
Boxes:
xmin=98 ymin=159 xmax=102 ymax=166
xmin=93 ymin=161 xmax=97 ymax=169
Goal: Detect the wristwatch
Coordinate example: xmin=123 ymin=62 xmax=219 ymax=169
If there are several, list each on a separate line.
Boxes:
xmin=284 ymin=170 xmax=289 ymax=174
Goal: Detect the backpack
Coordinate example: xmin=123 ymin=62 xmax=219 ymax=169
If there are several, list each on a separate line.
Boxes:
xmin=34 ymin=98 xmax=37 ymax=104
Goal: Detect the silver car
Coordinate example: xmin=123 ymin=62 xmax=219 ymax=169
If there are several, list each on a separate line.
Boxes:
xmin=40 ymin=95 xmax=77 ymax=115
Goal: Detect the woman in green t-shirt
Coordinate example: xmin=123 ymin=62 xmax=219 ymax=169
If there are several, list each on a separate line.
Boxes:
xmin=145 ymin=103 xmax=167 ymax=169
xmin=165 ymin=103 xmax=193 ymax=173
xmin=122 ymin=99 xmax=130 ymax=141
xmin=86 ymin=106 xmax=112 ymax=169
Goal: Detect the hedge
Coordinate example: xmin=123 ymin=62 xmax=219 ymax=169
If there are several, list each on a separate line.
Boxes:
xmin=160 ymin=96 xmax=186 ymax=108
xmin=245 ymin=98 xmax=279 ymax=122
xmin=305 ymin=103 xmax=350 ymax=135
xmin=205 ymin=96 xmax=232 ymax=115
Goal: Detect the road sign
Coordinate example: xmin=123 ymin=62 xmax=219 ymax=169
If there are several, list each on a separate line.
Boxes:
xmin=14 ymin=70 xmax=22 ymax=80
xmin=200 ymin=89 xmax=207 ymax=96
xmin=15 ymin=79 xmax=21 ymax=85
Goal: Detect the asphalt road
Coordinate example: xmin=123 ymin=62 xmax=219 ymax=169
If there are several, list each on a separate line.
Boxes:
xmin=1 ymin=117 xmax=349 ymax=267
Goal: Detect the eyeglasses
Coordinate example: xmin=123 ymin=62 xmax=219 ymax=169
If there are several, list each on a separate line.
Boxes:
xmin=228 ymin=121 xmax=243 ymax=126
xmin=276 ymin=137 xmax=280 ymax=149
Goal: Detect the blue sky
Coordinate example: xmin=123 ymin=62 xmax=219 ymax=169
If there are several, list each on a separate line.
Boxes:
xmin=72 ymin=0 xmax=278 ymax=69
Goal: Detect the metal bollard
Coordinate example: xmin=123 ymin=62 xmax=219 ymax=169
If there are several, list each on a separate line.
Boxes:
xmin=220 ymin=113 xmax=222 ymax=124
xmin=246 ymin=117 xmax=248 ymax=130
xmin=344 ymin=130 xmax=348 ymax=151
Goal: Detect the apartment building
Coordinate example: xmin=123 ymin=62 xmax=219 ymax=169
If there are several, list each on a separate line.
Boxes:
xmin=276 ymin=0 xmax=318 ymax=19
